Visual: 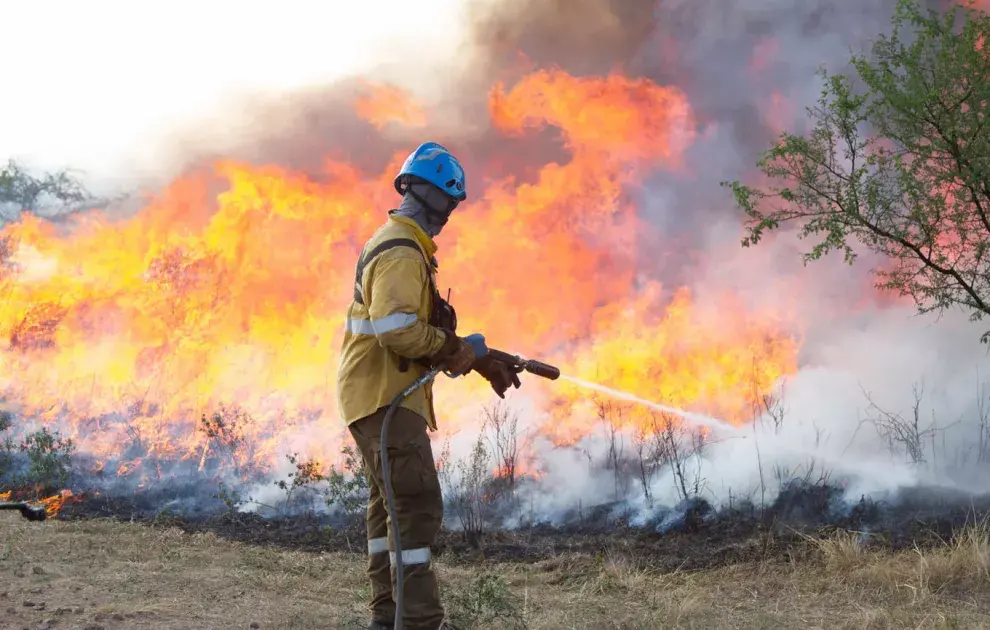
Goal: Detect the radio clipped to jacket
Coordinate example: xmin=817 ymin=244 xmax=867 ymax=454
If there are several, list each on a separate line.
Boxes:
xmin=399 ymin=286 xmax=456 ymax=373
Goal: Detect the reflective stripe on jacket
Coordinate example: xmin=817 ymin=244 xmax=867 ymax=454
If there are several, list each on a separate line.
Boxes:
xmin=336 ymin=214 xmax=448 ymax=429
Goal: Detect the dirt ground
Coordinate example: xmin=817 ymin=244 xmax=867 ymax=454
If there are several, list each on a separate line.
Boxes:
xmin=2 ymin=516 xmax=990 ymax=630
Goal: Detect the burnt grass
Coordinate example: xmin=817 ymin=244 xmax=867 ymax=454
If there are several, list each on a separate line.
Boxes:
xmin=47 ymin=480 xmax=990 ymax=572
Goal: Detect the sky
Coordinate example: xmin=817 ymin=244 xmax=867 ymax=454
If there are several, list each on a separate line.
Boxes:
xmin=0 ymin=0 xmax=468 ymax=186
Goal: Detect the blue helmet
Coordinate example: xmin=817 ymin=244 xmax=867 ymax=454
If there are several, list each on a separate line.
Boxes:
xmin=394 ymin=142 xmax=467 ymax=201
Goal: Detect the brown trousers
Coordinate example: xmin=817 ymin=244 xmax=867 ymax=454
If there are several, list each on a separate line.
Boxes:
xmin=348 ymin=406 xmax=445 ymax=630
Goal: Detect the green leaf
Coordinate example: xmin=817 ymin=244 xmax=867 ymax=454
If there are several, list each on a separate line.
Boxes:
xmin=725 ymin=0 xmax=990 ymax=341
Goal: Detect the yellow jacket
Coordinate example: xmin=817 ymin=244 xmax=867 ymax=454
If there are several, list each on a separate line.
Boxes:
xmin=336 ymin=214 xmax=449 ymax=430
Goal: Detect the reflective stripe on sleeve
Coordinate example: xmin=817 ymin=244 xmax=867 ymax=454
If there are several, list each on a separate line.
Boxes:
xmin=346 ymin=312 xmax=418 ymax=336
xmin=346 ymin=318 xmax=376 ymax=335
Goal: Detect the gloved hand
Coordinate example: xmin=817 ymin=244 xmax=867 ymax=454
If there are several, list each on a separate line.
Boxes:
xmin=472 ymin=356 xmax=522 ymax=398
xmin=430 ymin=330 xmax=477 ymax=375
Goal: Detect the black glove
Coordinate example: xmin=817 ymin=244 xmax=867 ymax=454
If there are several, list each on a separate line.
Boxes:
xmin=425 ymin=329 xmax=476 ymax=374
xmin=472 ymin=356 xmax=522 ymax=398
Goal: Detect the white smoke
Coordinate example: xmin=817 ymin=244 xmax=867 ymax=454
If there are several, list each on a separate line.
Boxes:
xmin=700 ymin=306 xmax=990 ymax=498
xmin=0 ymin=0 xmax=472 ymax=193
xmin=474 ymin=304 xmax=990 ymax=528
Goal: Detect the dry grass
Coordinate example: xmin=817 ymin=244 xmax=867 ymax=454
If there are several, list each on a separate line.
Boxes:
xmin=3 ymin=516 xmax=990 ymax=629
xmin=813 ymin=522 xmax=990 ymax=609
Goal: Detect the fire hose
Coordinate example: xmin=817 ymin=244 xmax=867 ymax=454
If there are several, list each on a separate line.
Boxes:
xmin=0 ymin=501 xmax=47 ymax=521
xmin=381 ymin=334 xmax=559 ymax=630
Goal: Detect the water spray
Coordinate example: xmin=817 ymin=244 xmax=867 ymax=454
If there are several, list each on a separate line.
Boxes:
xmin=561 ymin=376 xmax=739 ymax=433
xmin=561 ymin=376 xmax=900 ymax=486
xmin=381 ymin=335 xmax=559 ymax=630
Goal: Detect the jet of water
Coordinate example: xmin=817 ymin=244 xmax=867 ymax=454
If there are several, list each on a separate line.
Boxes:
xmin=560 ymin=375 xmax=889 ymax=490
xmin=560 ymin=376 xmax=941 ymax=492
xmin=560 ymin=375 xmax=741 ymax=434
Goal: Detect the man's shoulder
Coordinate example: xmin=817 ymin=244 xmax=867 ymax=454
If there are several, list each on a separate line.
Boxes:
xmin=375 ymin=218 xmax=419 ymax=241
xmin=364 ymin=221 xmax=427 ymax=264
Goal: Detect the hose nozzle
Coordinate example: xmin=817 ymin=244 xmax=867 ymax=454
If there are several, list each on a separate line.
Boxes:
xmin=485 ymin=348 xmax=560 ymax=380
xmin=518 ymin=358 xmax=560 ymax=380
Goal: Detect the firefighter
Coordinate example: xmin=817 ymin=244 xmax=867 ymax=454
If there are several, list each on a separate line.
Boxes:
xmin=337 ymin=142 xmax=519 ymax=630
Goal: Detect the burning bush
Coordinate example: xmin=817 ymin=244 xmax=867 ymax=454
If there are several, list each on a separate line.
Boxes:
xmin=198 ymin=404 xmax=258 ymax=479
xmin=9 ymin=303 xmax=68 ymax=351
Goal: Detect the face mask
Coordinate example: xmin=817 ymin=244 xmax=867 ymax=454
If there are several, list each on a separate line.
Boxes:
xmin=409 ymin=182 xmax=458 ymax=235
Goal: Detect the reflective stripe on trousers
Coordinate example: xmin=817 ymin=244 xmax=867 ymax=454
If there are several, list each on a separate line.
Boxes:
xmin=346 ymin=312 xmax=418 ymax=335
xmin=368 ymin=537 xmax=389 ymax=554
xmin=389 ymin=547 xmax=431 ymax=566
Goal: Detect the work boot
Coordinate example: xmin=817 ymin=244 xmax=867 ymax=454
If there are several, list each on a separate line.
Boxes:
xmin=367 ymin=621 xmax=393 ymax=630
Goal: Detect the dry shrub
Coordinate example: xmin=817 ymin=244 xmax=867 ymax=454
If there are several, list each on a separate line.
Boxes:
xmin=579 ymin=548 xmax=655 ymax=596
xmin=815 ymin=521 xmax=990 ymax=603
xmin=814 ymin=529 xmax=868 ymax=572
xmin=898 ymin=522 xmax=990 ymax=598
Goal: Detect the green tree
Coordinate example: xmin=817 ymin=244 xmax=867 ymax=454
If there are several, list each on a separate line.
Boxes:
xmin=0 ymin=159 xmax=89 ymax=220
xmin=0 ymin=410 xmax=14 ymax=481
xmin=19 ymin=426 xmax=74 ymax=493
xmin=723 ymin=0 xmax=990 ymax=340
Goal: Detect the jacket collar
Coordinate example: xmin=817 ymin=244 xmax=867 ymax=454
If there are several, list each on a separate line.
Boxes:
xmin=388 ymin=211 xmax=438 ymax=259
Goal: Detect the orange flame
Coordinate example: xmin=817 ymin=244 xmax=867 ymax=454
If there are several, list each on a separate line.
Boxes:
xmin=0 ymin=489 xmax=77 ymax=518
xmin=0 ymin=69 xmax=801 ymax=482
xmin=39 ymin=489 xmax=76 ymax=518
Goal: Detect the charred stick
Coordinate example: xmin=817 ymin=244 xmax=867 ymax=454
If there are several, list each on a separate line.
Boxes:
xmin=0 ymin=502 xmax=47 ymax=521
